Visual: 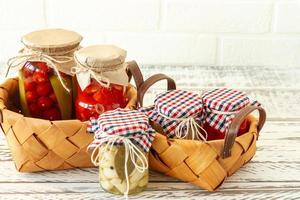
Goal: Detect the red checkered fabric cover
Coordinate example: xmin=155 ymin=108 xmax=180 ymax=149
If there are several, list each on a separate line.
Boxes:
xmin=139 ymin=90 xmax=204 ymax=138
xmin=202 ymin=88 xmax=261 ymax=134
xmin=88 ymin=108 xmax=155 ymax=152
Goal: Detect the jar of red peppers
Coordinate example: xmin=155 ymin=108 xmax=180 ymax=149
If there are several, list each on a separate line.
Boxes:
xmin=72 ymin=45 xmax=129 ymax=121
xmin=6 ymin=29 xmax=82 ymax=120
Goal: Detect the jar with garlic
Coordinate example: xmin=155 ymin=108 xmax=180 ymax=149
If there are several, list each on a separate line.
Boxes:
xmin=88 ymin=108 xmax=155 ymax=196
xmin=99 ymin=145 xmax=148 ymax=195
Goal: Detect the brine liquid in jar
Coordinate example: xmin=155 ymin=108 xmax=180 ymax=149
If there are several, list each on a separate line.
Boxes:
xmin=19 ymin=61 xmax=72 ymax=120
xmin=75 ymin=80 xmax=128 ymax=121
xmin=99 ymin=145 xmax=149 ymax=195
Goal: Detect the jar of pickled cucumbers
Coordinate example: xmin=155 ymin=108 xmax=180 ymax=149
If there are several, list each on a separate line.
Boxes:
xmin=88 ymin=109 xmax=155 ymax=196
xmin=73 ymin=45 xmax=129 ymax=121
xmin=6 ymin=29 xmax=82 ymax=120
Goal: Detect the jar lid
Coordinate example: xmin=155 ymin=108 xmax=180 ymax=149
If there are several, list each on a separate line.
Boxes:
xmin=21 ymin=28 xmax=82 ymax=51
xmin=88 ymin=108 xmax=155 ymax=153
xmin=74 ymin=45 xmax=128 ymax=87
xmin=202 ymin=88 xmax=261 ymax=134
xmin=139 ymin=90 xmax=204 ymax=138
xmin=74 ymin=45 xmax=126 ymax=67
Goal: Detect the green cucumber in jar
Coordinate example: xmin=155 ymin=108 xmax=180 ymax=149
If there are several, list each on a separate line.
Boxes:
xmin=49 ymin=75 xmax=72 ymax=120
xmin=18 ymin=71 xmax=31 ymax=117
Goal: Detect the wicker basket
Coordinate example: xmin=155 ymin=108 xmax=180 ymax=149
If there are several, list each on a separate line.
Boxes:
xmin=137 ymin=74 xmax=266 ymax=192
xmin=0 ymin=61 xmax=140 ymax=172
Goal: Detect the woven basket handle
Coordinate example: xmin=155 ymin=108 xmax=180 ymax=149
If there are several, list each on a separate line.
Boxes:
xmin=126 ymin=60 xmax=144 ymax=91
xmin=222 ymin=105 xmax=266 ymax=158
xmin=137 ymin=74 xmax=176 ymax=107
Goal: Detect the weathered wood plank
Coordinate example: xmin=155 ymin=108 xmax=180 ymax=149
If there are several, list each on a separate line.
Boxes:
xmin=0 ymin=161 xmax=299 ymax=183
xmin=0 ymin=182 xmax=300 ymax=194
xmin=0 ymin=190 xmax=300 ymax=200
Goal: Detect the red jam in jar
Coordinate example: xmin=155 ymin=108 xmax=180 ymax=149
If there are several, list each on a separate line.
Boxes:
xmin=19 ymin=61 xmax=72 ymax=120
xmin=75 ymin=80 xmax=127 ymax=121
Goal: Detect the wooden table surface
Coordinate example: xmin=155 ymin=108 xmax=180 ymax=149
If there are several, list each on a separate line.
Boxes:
xmin=0 ymin=66 xmax=300 ymax=200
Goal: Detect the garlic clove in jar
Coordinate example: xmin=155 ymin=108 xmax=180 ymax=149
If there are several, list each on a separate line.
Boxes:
xmin=111 ymin=178 xmax=127 ymax=194
xmin=138 ymin=175 xmax=148 ymax=187
xmin=129 ymin=168 xmax=145 ymax=184
xmin=101 ymin=180 xmax=114 ymax=191
xmin=129 ymin=180 xmax=138 ymax=191
xmin=102 ymin=166 xmax=119 ymax=179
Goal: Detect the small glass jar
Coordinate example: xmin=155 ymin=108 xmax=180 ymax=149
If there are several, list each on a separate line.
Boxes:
xmin=99 ymin=145 xmax=149 ymax=195
xmin=9 ymin=29 xmax=82 ymax=120
xmin=75 ymin=80 xmax=127 ymax=121
xmin=73 ymin=45 xmax=129 ymax=121
xmin=19 ymin=61 xmax=72 ymax=120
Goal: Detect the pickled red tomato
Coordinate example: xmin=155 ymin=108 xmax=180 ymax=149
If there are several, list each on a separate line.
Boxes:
xmin=24 ymin=78 xmax=36 ymax=91
xmin=37 ymin=96 xmax=53 ymax=110
xmin=26 ymin=91 xmax=38 ymax=103
xmin=33 ymin=71 xmax=48 ymax=83
xmin=43 ymin=108 xmax=61 ymax=121
xmin=36 ymin=82 xmax=53 ymax=96
xmin=49 ymin=93 xmax=57 ymax=102
xmin=28 ymin=104 xmax=41 ymax=117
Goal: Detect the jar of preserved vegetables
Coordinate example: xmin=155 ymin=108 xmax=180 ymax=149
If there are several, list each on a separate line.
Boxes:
xmin=6 ymin=29 xmax=82 ymax=120
xmin=73 ymin=45 xmax=129 ymax=121
xmin=88 ymin=109 xmax=155 ymax=196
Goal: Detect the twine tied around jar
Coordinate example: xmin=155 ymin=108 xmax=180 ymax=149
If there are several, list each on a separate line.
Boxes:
xmin=5 ymin=51 xmax=73 ymax=92
xmin=71 ymin=55 xmax=126 ymax=88
xmin=158 ymin=112 xmax=208 ymax=141
xmin=90 ymin=134 xmax=148 ymax=198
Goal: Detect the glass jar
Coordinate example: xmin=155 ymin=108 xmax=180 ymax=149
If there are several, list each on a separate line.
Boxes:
xmin=73 ymin=45 xmax=129 ymax=121
xmin=19 ymin=61 xmax=72 ymax=120
xmin=75 ymin=80 xmax=127 ymax=121
xmin=7 ymin=29 xmax=82 ymax=120
xmin=204 ymin=120 xmax=249 ymax=141
xmin=99 ymin=145 xmax=149 ymax=195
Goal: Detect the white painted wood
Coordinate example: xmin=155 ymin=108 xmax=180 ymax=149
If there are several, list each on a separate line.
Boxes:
xmin=1 ymin=182 xmax=300 ymax=194
xmin=0 ymin=190 xmax=300 ymax=200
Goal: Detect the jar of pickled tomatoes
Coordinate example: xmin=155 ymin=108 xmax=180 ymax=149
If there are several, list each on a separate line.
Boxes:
xmin=73 ymin=45 xmax=129 ymax=121
xmin=6 ymin=29 xmax=82 ymax=120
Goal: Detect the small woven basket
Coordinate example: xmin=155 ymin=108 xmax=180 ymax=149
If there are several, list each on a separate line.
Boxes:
xmin=137 ymin=74 xmax=266 ymax=192
xmin=0 ymin=61 xmax=140 ymax=172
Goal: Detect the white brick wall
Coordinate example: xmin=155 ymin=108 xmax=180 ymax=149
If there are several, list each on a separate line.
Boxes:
xmin=0 ymin=0 xmax=300 ymax=67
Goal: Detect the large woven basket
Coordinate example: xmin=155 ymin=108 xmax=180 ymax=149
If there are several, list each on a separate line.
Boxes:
xmin=137 ymin=74 xmax=266 ymax=192
xmin=0 ymin=61 xmax=141 ymax=172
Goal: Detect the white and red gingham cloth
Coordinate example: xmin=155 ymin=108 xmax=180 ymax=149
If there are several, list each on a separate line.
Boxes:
xmin=140 ymin=88 xmax=261 ymax=138
xmin=202 ymin=88 xmax=261 ymax=134
xmin=88 ymin=108 xmax=155 ymax=152
xmin=139 ymin=90 xmax=204 ymax=138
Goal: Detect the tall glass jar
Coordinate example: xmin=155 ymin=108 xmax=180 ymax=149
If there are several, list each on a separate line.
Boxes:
xmin=7 ymin=29 xmax=82 ymax=120
xmin=99 ymin=145 xmax=149 ymax=195
xmin=73 ymin=45 xmax=129 ymax=121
